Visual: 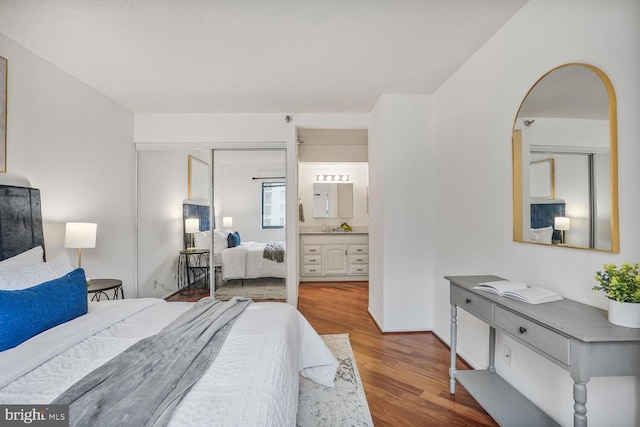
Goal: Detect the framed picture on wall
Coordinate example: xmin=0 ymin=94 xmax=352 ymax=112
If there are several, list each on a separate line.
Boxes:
xmin=1 ymin=56 xmax=7 ymax=173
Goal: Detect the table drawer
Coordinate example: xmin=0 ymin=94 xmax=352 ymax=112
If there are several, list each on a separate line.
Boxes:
xmin=303 ymin=265 xmax=322 ymax=275
xmin=350 ymin=254 xmax=369 ymax=264
xmin=303 ymin=255 xmax=322 ymax=265
xmin=303 ymin=245 xmax=322 ymax=255
xmin=451 ymin=286 xmax=493 ymax=323
xmin=349 ymin=245 xmax=369 ymax=255
xmin=495 ymin=306 xmax=570 ymax=366
xmin=349 ymin=264 xmax=369 ymax=275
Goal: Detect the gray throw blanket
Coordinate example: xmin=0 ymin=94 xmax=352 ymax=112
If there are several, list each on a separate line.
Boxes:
xmin=53 ymin=296 xmax=251 ymax=427
xmin=263 ymin=241 xmax=285 ymax=263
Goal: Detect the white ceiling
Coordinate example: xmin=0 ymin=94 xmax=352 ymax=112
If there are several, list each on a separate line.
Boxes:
xmin=0 ymin=0 xmax=529 ymax=114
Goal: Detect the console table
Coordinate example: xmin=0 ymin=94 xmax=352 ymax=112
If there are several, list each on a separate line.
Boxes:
xmin=446 ymin=275 xmax=640 ymax=427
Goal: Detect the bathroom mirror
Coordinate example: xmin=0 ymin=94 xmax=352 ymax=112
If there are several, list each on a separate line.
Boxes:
xmin=312 ymin=182 xmax=353 ymax=218
xmin=513 ymin=63 xmax=619 ymax=252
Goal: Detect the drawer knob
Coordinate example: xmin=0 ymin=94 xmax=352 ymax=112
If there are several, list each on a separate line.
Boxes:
xmin=465 ymin=298 xmax=471 ymax=304
xmin=519 ymin=326 xmax=527 ymax=334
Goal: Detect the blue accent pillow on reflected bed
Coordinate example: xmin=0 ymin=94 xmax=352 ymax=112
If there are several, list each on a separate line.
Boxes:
xmin=0 ymin=268 xmax=88 ymax=352
xmin=227 ymin=231 xmax=241 ymax=248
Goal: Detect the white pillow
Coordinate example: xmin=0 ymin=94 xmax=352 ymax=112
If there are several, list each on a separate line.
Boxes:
xmin=213 ymin=230 xmax=229 ymax=253
xmin=530 ymin=226 xmax=553 ymax=244
xmin=0 ymin=246 xmax=44 ymax=273
xmin=0 ymin=252 xmax=73 ymax=290
xmin=193 ymin=231 xmax=211 ymax=249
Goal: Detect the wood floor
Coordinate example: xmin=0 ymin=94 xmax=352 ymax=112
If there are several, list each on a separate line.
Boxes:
xmin=297 ymin=282 xmax=497 ymax=427
xmin=167 ymin=282 xmax=497 ymax=426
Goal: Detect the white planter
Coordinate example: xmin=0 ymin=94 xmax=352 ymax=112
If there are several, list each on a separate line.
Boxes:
xmin=608 ymin=299 xmax=640 ymax=328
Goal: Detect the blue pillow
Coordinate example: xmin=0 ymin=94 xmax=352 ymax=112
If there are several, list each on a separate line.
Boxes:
xmin=0 ymin=268 xmax=88 ymax=352
xmin=227 ymin=231 xmax=241 ymax=248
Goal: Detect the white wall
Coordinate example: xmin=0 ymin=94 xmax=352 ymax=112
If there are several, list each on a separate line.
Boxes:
xmin=213 ymin=150 xmax=286 ymax=242
xmin=432 ymin=1 xmax=640 ymax=426
xmin=369 ymin=94 xmax=434 ymax=332
xmin=0 ymin=33 xmax=136 ymax=292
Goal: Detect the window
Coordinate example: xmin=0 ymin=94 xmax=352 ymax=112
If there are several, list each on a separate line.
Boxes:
xmin=262 ymin=182 xmax=285 ymax=229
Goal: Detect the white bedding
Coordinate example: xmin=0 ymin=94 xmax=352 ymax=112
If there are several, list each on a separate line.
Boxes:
xmin=0 ymin=298 xmax=338 ymax=426
xmin=221 ymin=241 xmax=286 ymax=281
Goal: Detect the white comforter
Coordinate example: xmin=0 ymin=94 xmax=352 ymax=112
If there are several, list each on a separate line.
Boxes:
xmin=0 ymin=298 xmax=338 ymax=426
xmin=222 ymin=241 xmax=286 ymax=281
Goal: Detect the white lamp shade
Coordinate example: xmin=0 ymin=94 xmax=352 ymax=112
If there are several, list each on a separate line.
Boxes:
xmin=185 ymin=218 xmax=200 ymax=233
xmin=223 ymin=217 xmax=233 ymax=228
xmin=554 ymin=216 xmax=571 ymax=231
xmin=64 ymin=222 xmax=97 ymax=248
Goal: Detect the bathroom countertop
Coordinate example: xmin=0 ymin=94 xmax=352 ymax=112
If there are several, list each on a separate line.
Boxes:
xmin=299 ymin=226 xmax=368 ymax=235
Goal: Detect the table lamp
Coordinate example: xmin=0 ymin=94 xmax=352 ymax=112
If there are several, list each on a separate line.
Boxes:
xmin=64 ymin=222 xmax=97 ymax=268
xmin=185 ymin=218 xmax=200 ymax=249
xmin=554 ymin=216 xmax=570 ymax=245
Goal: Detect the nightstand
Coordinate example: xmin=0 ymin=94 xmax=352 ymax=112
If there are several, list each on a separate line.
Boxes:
xmin=178 ymin=249 xmax=210 ymax=294
xmin=87 ymin=278 xmax=124 ymax=301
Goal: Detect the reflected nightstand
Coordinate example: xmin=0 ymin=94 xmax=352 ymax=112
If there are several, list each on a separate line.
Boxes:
xmin=87 ymin=279 xmax=124 ymax=301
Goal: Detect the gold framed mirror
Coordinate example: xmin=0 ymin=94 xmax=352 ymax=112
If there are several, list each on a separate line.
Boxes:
xmin=512 ymin=63 xmax=619 ymax=252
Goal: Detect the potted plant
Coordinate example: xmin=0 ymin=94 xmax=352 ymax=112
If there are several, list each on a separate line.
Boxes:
xmin=593 ymin=263 xmax=640 ymax=328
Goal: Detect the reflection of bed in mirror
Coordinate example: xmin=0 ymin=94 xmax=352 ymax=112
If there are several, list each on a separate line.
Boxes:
xmin=183 ymin=203 xmax=286 ymax=286
xmin=530 ymin=199 xmax=565 ymax=244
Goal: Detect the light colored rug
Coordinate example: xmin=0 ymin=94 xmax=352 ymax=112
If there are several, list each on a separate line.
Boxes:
xmin=297 ymin=334 xmax=373 ymax=427
xmin=214 ymin=278 xmax=286 ymax=300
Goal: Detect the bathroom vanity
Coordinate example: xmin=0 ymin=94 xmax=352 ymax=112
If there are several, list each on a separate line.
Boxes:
xmin=299 ymin=229 xmax=368 ymax=281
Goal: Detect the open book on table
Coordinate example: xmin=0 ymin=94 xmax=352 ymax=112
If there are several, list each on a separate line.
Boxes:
xmin=473 ymin=280 xmax=563 ymax=304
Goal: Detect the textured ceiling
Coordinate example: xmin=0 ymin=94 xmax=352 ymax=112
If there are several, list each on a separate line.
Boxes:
xmin=0 ymin=0 xmax=529 ymax=113
xmin=518 ymin=65 xmax=610 ymax=120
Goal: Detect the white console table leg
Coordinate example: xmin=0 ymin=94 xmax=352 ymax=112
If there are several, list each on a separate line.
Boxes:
xmin=488 ymin=326 xmax=496 ymax=373
xmin=449 ymin=304 xmax=458 ymax=394
xmin=573 ymin=381 xmax=588 ymax=427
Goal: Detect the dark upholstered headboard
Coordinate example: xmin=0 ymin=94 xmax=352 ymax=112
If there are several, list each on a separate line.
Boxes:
xmin=182 ymin=202 xmax=211 ymax=250
xmin=0 ymin=185 xmax=45 ymax=261
xmin=531 ymin=201 xmax=565 ymax=243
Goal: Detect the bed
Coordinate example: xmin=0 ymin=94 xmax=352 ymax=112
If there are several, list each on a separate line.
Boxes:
xmin=0 ymin=183 xmax=338 ymax=426
xmin=218 ymin=240 xmax=286 ymax=282
xmin=184 ymin=202 xmax=286 ymax=283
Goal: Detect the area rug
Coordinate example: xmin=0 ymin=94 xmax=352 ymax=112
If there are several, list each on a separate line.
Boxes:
xmin=214 ymin=277 xmax=286 ymax=300
xmin=297 ymin=334 xmax=373 ymax=427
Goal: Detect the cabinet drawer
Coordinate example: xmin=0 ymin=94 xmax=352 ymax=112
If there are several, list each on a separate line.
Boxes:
xmin=349 ymin=245 xmax=369 ymax=255
xmin=303 ymin=255 xmax=322 ymax=265
xmin=303 ymin=265 xmax=323 ymax=275
xmin=303 ymin=245 xmax=322 ymax=255
xmin=349 ymin=264 xmax=368 ymax=275
xmin=451 ymin=286 xmax=493 ymax=323
xmin=495 ymin=306 xmax=570 ymax=366
xmin=349 ymin=254 xmax=369 ymax=264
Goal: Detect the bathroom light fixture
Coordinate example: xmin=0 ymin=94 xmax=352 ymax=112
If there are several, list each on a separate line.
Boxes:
xmin=554 ymin=216 xmax=570 ymax=245
xmin=316 ymin=174 xmax=349 ymax=182
xmin=64 ymin=222 xmax=97 ymax=269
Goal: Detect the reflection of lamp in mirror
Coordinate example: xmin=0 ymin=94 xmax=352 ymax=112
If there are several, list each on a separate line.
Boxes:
xmin=64 ymin=222 xmax=97 ymax=269
xmin=555 ymin=216 xmax=570 ymax=245
xmin=222 ymin=217 xmax=233 ymax=228
xmin=185 ymin=218 xmax=200 ymax=249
